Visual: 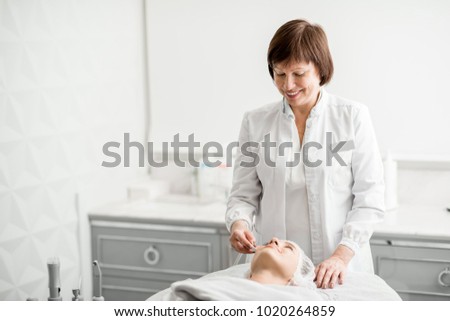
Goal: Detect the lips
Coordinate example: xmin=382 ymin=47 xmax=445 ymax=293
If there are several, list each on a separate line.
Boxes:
xmin=285 ymin=89 xmax=303 ymax=99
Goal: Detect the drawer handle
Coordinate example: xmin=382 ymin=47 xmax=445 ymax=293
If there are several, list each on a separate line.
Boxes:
xmin=143 ymin=246 xmax=160 ymax=265
xmin=438 ymin=267 xmax=450 ymax=287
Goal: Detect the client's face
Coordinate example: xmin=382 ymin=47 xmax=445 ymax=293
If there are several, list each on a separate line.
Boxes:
xmin=250 ymin=237 xmax=300 ymax=281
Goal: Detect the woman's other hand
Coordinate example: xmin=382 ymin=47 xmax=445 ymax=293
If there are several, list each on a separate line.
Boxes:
xmin=314 ymin=245 xmax=354 ymax=289
xmin=229 ymin=220 xmax=256 ymax=254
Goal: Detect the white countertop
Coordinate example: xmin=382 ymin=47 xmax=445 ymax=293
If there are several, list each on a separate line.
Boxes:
xmin=373 ymin=204 xmax=450 ymax=240
xmin=89 ymin=198 xmax=450 ymax=240
xmin=89 ymin=198 xmax=228 ymax=226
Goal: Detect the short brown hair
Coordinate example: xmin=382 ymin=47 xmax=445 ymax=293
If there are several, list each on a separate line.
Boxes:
xmin=267 ymin=19 xmax=334 ymax=86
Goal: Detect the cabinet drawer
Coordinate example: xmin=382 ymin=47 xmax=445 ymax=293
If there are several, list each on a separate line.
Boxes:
xmin=103 ymin=287 xmax=151 ymax=301
xmin=92 ymin=222 xmax=222 ymax=275
xmin=371 ymin=242 xmax=450 ymax=300
xmin=102 ymin=265 xmax=202 ymax=282
xmin=101 ymin=275 xmax=170 ymax=301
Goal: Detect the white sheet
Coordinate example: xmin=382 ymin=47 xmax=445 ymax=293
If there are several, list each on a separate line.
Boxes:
xmin=147 ymin=264 xmax=401 ymax=301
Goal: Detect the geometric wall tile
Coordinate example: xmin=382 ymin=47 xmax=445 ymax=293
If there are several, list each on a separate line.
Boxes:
xmin=11 ymin=90 xmax=56 ymax=137
xmin=0 ymin=249 xmax=15 ymax=286
xmin=0 ymin=0 xmax=147 ymax=300
xmin=0 ymin=94 xmax=25 ymax=143
xmin=0 ymin=0 xmax=21 ymax=40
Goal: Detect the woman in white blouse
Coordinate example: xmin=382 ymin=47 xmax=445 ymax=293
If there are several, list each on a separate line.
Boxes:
xmin=225 ymin=19 xmax=385 ymax=289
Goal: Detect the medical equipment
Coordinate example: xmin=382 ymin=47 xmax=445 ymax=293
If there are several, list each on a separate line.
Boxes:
xmin=72 ymin=276 xmax=83 ymax=301
xmin=72 ymin=289 xmax=82 ymax=301
xmin=92 ymin=260 xmax=105 ymax=301
xmin=47 ymin=257 xmax=62 ymax=301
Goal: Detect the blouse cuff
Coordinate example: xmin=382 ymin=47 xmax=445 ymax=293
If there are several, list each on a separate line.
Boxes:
xmin=225 ymin=207 xmax=254 ymax=232
xmin=339 ymin=237 xmax=360 ymax=254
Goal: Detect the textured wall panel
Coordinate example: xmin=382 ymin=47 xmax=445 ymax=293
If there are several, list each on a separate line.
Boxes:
xmin=0 ymin=0 xmax=147 ymax=300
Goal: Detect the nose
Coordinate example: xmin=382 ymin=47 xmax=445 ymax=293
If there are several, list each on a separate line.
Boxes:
xmin=283 ymin=75 xmax=296 ymax=91
xmin=269 ymin=237 xmax=280 ymax=246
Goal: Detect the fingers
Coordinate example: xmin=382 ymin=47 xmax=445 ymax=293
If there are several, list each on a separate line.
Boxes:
xmin=230 ymin=236 xmax=251 ymax=253
xmin=239 ymin=232 xmax=255 ymax=251
xmin=314 ymin=258 xmax=347 ymax=289
xmin=233 ymin=240 xmax=250 ymax=253
xmin=329 ymin=271 xmax=339 ymax=289
xmin=315 ymin=265 xmax=333 ymax=289
xmin=338 ymin=270 xmax=345 ymax=285
xmin=229 ymin=228 xmax=255 ymax=254
xmin=244 ymin=230 xmax=256 ymax=247
xmin=314 ymin=265 xmax=326 ymax=288
xmin=320 ymin=269 xmax=334 ymax=289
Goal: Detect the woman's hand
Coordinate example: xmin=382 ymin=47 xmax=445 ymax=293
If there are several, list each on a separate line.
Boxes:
xmin=229 ymin=220 xmax=256 ymax=254
xmin=314 ymin=245 xmax=354 ymax=289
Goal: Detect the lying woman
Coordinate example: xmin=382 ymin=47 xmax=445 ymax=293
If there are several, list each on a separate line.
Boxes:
xmin=249 ymin=237 xmax=314 ymax=286
xmin=147 ymin=238 xmax=400 ymax=301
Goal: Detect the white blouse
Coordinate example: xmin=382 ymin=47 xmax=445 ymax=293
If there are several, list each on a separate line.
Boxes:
xmin=284 ymin=100 xmax=312 ymax=258
xmin=225 ymin=88 xmax=385 ymax=273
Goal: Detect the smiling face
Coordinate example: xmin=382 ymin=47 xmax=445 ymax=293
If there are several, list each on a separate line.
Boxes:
xmin=250 ymin=237 xmax=300 ymax=281
xmin=273 ymin=60 xmax=321 ymax=111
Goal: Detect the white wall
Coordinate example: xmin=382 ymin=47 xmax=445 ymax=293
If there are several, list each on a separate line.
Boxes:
xmin=0 ymin=0 xmax=147 ymax=300
xmin=148 ymin=0 xmax=450 ymax=158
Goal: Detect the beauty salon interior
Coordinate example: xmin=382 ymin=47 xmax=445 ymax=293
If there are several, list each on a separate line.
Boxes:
xmin=1 ymin=0 xmax=450 ymax=302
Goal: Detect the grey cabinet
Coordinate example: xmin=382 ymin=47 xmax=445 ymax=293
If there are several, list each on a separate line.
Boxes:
xmin=371 ymin=235 xmax=450 ymax=300
xmin=90 ymin=219 xmax=233 ymax=300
